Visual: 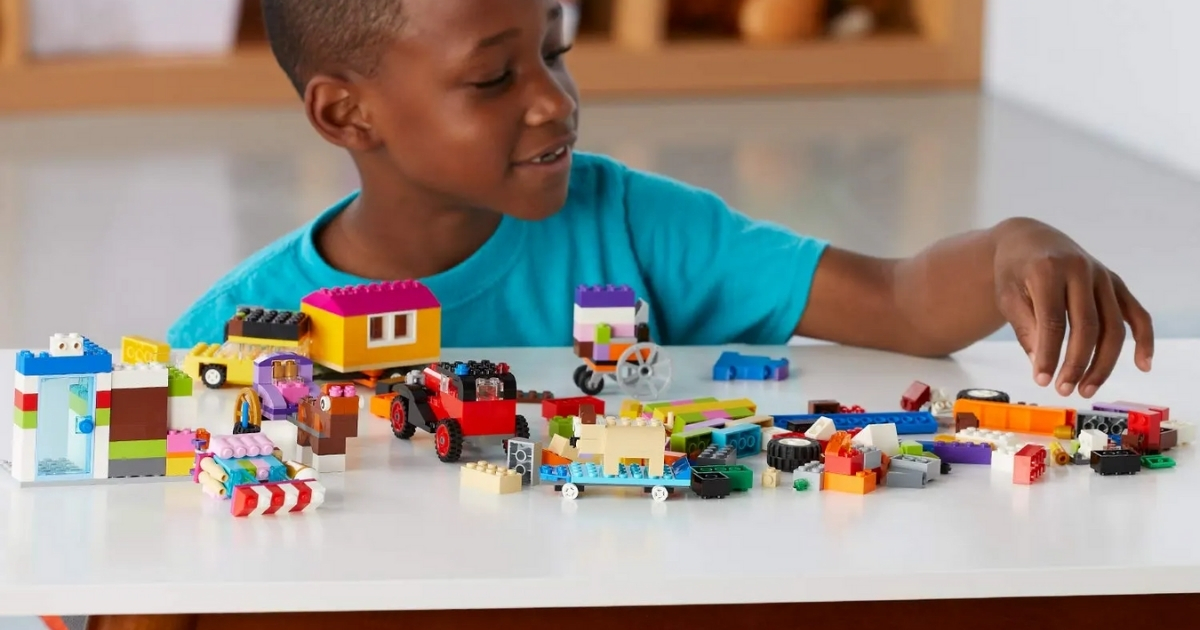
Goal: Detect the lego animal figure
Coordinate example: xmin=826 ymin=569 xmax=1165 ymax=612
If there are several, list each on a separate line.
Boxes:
xmin=576 ymin=416 xmax=666 ymax=476
xmin=295 ymin=383 xmax=361 ymax=473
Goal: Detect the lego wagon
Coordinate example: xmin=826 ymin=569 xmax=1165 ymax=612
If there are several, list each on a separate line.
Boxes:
xmin=539 ymin=458 xmax=693 ymax=502
xmin=184 ymin=280 xmax=441 ymax=389
xmin=571 ymin=285 xmax=671 ymax=399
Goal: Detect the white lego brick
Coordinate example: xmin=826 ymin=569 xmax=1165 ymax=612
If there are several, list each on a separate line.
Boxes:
xmin=111 ymin=363 xmax=169 ymax=390
xmin=13 ymin=374 xmax=39 ymax=394
xmin=299 ymin=445 xmax=314 ymax=466
xmin=956 ymin=427 xmax=1018 ymax=449
xmin=1078 ymin=429 xmax=1110 ymax=458
xmin=92 ymin=425 xmax=110 ymax=479
xmin=49 ymin=333 xmax=85 ymax=357
xmin=761 ymin=426 xmax=789 ymax=450
xmin=851 ymin=423 xmax=900 ymax=456
xmin=11 ymin=427 xmax=37 ymax=482
xmin=572 ymin=304 xmax=637 ymax=326
xmin=804 ymin=417 xmax=836 ymax=441
xmin=1163 ymin=421 xmax=1195 ymax=446
xmin=94 ymin=371 xmax=112 ymax=392
xmin=795 ymin=461 xmax=824 ymax=490
xmin=168 ymin=395 xmax=199 ymax=431
xmin=309 ymin=453 xmax=345 ymax=473
xmin=992 ymin=444 xmax=1018 ymax=474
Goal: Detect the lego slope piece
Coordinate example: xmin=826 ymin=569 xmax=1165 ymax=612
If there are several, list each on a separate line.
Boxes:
xmin=302 ymin=280 xmax=440 ymax=316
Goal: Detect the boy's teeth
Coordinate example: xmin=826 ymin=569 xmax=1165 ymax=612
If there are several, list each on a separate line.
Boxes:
xmin=533 ymin=146 xmax=566 ymax=163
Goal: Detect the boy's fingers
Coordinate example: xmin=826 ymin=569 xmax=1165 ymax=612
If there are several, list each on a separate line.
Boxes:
xmin=1078 ymin=276 xmax=1125 ymax=398
xmin=1056 ymin=275 xmax=1100 ymax=396
xmin=998 ymin=288 xmax=1038 ymax=361
xmin=1112 ymin=273 xmax=1154 ymax=371
xmin=1029 ymin=276 xmax=1068 ymax=388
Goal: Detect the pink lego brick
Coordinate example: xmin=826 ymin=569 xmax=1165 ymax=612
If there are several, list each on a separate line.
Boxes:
xmin=210 ymin=434 xmax=276 ymax=459
xmin=167 ymin=429 xmax=195 ymax=453
xmin=702 ymin=409 xmax=728 ymax=420
xmin=573 ymin=323 xmax=636 ymax=342
xmin=301 ymin=280 xmax=440 ymax=317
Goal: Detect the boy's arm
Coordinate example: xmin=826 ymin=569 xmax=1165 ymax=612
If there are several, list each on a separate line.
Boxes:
xmin=797 ymin=217 xmax=1154 ymax=398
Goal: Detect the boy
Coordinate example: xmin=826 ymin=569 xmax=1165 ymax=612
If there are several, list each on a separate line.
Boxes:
xmin=168 ymin=0 xmax=1153 ymax=400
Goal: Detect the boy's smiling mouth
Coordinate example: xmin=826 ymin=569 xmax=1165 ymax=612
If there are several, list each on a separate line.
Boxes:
xmin=517 ymin=134 xmax=577 ymax=167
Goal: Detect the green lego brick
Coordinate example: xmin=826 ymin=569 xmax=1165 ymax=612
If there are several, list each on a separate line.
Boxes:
xmin=644 ymin=398 xmax=717 ymax=412
xmin=548 ymin=416 xmax=574 ymax=441
xmin=13 ymin=408 xmax=36 ymax=429
xmin=725 ymin=407 xmax=755 ymax=419
xmin=95 ymin=407 xmax=110 ymax=427
xmin=167 ymin=367 xmax=193 ymax=398
xmin=109 ymin=439 xmax=167 ymax=460
xmin=595 ymin=323 xmax=611 ymax=344
xmin=1141 ymin=455 xmax=1176 ymax=469
xmin=900 ymin=441 xmax=924 ymax=456
xmin=676 ymin=412 xmax=707 ymax=424
xmin=69 ymin=390 xmax=90 ymax=416
xmin=793 ymin=478 xmax=810 ymax=491
xmin=921 ymin=451 xmax=939 ymax=459
xmin=669 ymin=427 xmax=712 ymax=457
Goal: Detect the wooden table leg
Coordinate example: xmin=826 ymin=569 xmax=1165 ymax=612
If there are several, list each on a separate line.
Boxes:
xmin=86 ymin=615 xmax=197 ymax=630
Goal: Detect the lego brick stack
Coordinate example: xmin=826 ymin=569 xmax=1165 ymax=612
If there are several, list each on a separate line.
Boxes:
xmin=572 ymin=285 xmax=643 ymax=366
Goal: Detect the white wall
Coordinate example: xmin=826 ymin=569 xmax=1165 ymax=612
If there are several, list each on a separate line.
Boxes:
xmin=984 ymin=0 xmax=1200 ymax=180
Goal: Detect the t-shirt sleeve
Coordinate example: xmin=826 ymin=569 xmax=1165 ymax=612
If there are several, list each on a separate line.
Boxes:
xmin=623 ymin=169 xmax=828 ymax=345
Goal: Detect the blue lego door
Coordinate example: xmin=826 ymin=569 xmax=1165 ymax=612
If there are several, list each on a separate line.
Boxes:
xmin=34 ymin=375 xmax=95 ymax=480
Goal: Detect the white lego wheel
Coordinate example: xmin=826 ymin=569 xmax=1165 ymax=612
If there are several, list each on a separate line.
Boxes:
xmin=561 ymin=483 xmax=580 ymax=500
xmin=650 ymin=486 xmax=669 ymax=502
xmin=615 ymin=342 xmax=672 ymax=400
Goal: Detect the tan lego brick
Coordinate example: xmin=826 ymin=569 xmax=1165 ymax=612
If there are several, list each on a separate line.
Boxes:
xmin=460 ymin=461 xmax=522 ymax=494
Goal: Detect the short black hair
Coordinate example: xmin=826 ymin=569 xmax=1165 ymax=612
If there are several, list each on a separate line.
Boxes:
xmin=261 ymin=0 xmax=407 ymax=95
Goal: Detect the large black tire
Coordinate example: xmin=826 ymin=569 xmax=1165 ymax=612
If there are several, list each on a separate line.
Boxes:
xmin=767 ymin=436 xmax=821 ymax=472
xmin=955 ymin=388 xmax=1010 ymax=404
xmin=573 ymin=365 xmax=588 ymax=387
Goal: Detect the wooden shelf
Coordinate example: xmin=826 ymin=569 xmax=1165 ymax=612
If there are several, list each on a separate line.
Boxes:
xmin=0 ymin=0 xmax=983 ymax=114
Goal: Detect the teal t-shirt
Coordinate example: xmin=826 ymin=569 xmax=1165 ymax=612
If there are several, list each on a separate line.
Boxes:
xmin=167 ymin=152 xmax=828 ymax=349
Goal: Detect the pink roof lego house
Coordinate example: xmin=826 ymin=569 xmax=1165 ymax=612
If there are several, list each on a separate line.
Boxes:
xmin=301 ymin=281 xmax=440 ymax=318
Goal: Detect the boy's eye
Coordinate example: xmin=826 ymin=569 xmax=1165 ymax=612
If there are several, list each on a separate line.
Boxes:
xmin=544 ymin=44 xmax=573 ymax=66
xmin=471 ymin=70 xmax=513 ymax=90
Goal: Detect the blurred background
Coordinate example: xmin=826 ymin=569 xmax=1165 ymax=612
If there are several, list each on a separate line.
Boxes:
xmin=0 ymin=0 xmax=1196 ymax=353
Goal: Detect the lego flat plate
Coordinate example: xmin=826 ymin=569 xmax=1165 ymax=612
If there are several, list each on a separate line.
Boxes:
xmin=0 ymin=341 xmax=1199 ymax=615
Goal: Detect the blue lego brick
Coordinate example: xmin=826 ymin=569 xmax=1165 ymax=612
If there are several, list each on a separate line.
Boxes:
xmin=562 ymin=462 xmax=692 ymax=488
xmin=712 ymin=351 xmax=789 ymax=381
xmin=214 ymin=455 xmax=289 ymax=495
xmin=771 ymin=411 xmax=938 ymax=435
xmin=539 ymin=464 xmax=572 ymax=484
xmin=711 ymin=423 xmax=762 ymax=458
xmin=15 ymin=339 xmax=113 ymax=377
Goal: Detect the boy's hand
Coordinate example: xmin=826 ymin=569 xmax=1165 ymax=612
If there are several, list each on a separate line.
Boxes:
xmin=993 ymin=218 xmax=1153 ymax=398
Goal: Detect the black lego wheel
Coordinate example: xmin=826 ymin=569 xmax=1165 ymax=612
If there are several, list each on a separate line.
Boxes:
xmin=956 ymin=388 xmax=1010 ymax=404
xmin=578 ymin=370 xmax=604 ymax=396
xmin=434 ymin=419 xmax=465 ymax=463
xmin=200 ymin=364 xmax=227 ymax=389
xmin=767 ymin=436 xmax=821 ymax=472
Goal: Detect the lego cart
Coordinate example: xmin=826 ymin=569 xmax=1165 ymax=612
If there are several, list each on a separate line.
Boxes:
xmin=571 ymin=286 xmax=672 ymax=399
xmin=540 ymin=458 xmax=693 ymax=502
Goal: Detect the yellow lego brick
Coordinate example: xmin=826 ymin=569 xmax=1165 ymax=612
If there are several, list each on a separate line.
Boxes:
xmin=121 ymin=336 xmax=171 ymax=364
xmin=166 ymin=456 xmax=193 ymax=477
xmin=620 ymin=399 xmax=643 ymax=419
xmin=460 ymin=461 xmax=522 ymax=494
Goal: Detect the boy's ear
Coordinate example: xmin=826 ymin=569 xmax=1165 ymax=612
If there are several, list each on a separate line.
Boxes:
xmin=304 ymin=75 xmax=381 ymax=152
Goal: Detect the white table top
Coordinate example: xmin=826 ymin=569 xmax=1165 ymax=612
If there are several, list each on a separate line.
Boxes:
xmin=0 ymin=340 xmax=1197 ymax=616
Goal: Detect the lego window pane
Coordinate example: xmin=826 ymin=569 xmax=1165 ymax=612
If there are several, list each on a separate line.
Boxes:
xmin=394 ymin=313 xmax=408 ymax=337
xmin=369 ymin=316 xmax=385 ymax=341
xmin=35 ymin=376 xmax=95 ymax=480
xmin=366 ymin=310 xmax=417 ymax=348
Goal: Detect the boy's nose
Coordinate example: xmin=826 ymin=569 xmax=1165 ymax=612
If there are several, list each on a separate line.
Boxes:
xmin=525 ymin=74 xmax=577 ymax=127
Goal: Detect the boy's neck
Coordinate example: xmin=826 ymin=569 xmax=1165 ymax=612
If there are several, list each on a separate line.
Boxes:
xmin=316 ymin=188 xmax=502 ymax=281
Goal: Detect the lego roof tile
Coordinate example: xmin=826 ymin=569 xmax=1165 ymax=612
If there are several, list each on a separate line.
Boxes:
xmin=301 ymin=280 xmax=440 ymax=317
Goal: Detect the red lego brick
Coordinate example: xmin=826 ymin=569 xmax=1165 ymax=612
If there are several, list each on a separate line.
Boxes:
xmin=1128 ymin=410 xmax=1163 ymax=452
xmin=1013 ymin=444 xmax=1047 ymax=485
xmin=14 ymin=390 xmax=37 ymax=412
xmin=901 ymin=381 xmax=932 ymax=412
xmin=95 ymin=389 xmax=111 ymax=409
xmin=542 ymin=396 xmax=605 ymax=419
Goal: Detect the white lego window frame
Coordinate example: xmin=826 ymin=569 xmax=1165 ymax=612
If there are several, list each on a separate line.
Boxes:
xmin=366 ymin=310 xmax=417 ymax=348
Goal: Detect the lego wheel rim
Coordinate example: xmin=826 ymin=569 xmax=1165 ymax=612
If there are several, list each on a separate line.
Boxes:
xmin=614 ymin=342 xmax=672 ymax=400
xmin=561 ymin=483 xmax=580 ymax=500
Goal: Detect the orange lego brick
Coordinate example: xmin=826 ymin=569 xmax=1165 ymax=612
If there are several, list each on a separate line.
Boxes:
xmin=823 ymin=470 xmax=877 ymax=495
xmin=953 ymin=399 xmax=1075 ymax=436
xmin=369 ymin=392 xmax=396 ymax=418
xmin=542 ymin=450 xmax=572 ymax=466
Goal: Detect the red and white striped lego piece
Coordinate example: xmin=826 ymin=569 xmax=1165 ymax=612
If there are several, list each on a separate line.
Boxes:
xmin=230 ymin=480 xmax=325 ymax=517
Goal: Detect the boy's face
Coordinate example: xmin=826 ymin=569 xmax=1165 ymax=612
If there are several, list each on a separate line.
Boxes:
xmin=357 ymin=0 xmax=579 ymax=221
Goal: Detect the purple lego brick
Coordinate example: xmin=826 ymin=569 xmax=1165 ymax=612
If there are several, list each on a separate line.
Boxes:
xmin=932 ymin=441 xmax=992 ymax=465
xmin=575 ymin=284 xmax=636 ymax=308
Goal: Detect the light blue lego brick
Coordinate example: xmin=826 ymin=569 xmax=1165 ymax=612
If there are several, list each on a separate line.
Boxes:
xmin=214 ymin=455 xmax=289 ymax=493
xmin=771 ymin=411 xmax=938 ymax=435
xmin=566 ymin=462 xmax=691 ymax=488
xmin=539 ymin=464 xmax=572 ymax=483
xmin=711 ymin=423 xmax=762 ymax=458
xmin=15 ymin=338 xmax=113 ymax=377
